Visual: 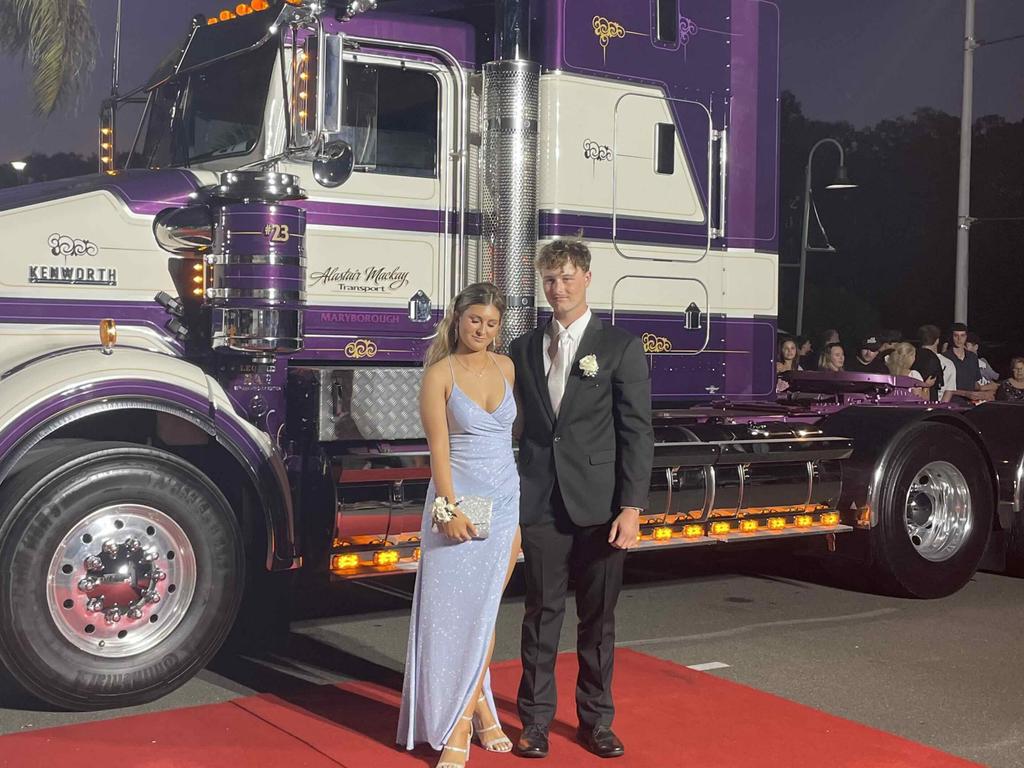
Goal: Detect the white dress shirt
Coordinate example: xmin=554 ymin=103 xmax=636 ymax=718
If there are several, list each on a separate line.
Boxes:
xmin=543 ymin=307 xmax=592 ymax=384
xmin=938 ymin=354 xmax=956 ymax=399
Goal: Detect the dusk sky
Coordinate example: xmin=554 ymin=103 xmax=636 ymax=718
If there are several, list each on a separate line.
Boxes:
xmin=2 ymin=0 xmax=1023 ymax=160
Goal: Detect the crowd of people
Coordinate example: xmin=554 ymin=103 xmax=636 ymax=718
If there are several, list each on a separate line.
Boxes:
xmin=777 ymin=323 xmax=1024 ymax=404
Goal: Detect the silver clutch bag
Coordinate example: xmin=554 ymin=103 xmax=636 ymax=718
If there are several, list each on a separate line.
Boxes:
xmin=459 ymin=495 xmax=493 ymax=539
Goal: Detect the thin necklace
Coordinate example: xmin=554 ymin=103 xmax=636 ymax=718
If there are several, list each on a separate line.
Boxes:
xmin=454 ymin=352 xmax=489 ymax=378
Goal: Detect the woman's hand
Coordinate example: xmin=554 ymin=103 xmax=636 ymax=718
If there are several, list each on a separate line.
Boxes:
xmin=438 ymin=509 xmax=479 ymax=543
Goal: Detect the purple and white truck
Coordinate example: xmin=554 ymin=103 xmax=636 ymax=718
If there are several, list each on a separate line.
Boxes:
xmin=0 ymin=0 xmax=1021 ymax=710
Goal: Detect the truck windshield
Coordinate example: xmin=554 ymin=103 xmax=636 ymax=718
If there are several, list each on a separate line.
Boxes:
xmin=131 ymin=43 xmax=277 ymax=169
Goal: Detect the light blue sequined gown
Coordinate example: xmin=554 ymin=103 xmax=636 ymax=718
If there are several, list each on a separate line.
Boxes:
xmin=398 ymin=362 xmax=520 ymax=751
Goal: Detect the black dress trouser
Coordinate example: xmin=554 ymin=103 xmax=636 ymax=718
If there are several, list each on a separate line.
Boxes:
xmin=517 ymin=486 xmax=627 ymax=730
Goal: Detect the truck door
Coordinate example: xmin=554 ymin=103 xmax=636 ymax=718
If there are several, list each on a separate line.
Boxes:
xmin=609 ymin=93 xmax=727 ymax=396
xmin=282 ymin=51 xmax=457 ymax=363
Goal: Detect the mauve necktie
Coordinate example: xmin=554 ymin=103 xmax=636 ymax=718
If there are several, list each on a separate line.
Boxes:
xmin=547 ymin=329 xmax=569 ymax=415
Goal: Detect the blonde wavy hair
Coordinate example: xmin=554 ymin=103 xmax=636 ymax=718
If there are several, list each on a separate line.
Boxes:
xmin=886 ymin=342 xmax=917 ymax=376
xmin=424 ymin=282 xmax=507 ymax=368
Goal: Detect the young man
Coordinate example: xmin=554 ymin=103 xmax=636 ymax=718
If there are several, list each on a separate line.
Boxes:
xmin=509 ymin=240 xmax=654 ymax=760
xmin=966 ymin=332 xmax=1000 ymax=384
xmin=943 ymin=323 xmax=989 ymax=403
xmin=913 ymin=324 xmax=947 ymax=401
xmin=845 ymin=335 xmax=887 ymax=374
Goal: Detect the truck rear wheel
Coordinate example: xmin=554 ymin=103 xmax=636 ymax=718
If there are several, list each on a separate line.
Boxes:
xmin=870 ymin=423 xmax=993 ymax=598
xmin=0 ymin=441 xmax=244 ymax=710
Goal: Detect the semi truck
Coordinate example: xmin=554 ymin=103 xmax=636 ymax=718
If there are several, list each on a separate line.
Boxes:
xmin=0 ymin=0 xmax=1021 ymax=710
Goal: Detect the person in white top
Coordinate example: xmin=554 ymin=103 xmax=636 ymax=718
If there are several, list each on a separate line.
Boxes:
xmin=885 ymin=342 xmax=927 ymax=399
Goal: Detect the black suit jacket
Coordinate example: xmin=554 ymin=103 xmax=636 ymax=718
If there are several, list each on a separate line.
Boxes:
xmin=510 ymin=314 xmax=655 ymax=527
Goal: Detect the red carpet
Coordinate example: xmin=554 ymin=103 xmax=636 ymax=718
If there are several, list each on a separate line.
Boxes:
xmin=0 ymin=649 xmax=980 ymax=767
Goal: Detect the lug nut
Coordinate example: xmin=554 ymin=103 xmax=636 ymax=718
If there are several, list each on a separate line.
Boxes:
xmin=78 ymin=577 xmax=98 ymax=592
xmin=86 ymin=597 xmax=104 ymax=612
xmin=127 ymin=607 xmax=144 ymax=620
xmin=105 ymin=608 xmax=122 ymax=624
xmin=85 ymin=555 xmax=104 ymax=572
xmin=125 ymin=538 xmax=141 ymax=551
xmin=102 ymin=540 xmax=119 ymax=556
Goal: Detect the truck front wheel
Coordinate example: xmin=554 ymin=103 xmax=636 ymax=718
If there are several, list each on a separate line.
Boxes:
xmin=0 ymin=441 xmax=244 ymax=710
xmin=870 ymin=423 xmax=993 ymax=598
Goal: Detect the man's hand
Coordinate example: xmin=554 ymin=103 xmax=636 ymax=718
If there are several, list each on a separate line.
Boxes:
xmin=923 ymin=375 xmax=937 ymax=388
xmin=609 ymin=507 xmax=641 ymax=549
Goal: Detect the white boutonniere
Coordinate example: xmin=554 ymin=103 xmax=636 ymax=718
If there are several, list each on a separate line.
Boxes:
xmin=579 ymin=354 xmax=599 ymax=378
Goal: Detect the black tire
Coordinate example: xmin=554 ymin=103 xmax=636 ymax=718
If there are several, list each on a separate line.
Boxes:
xmin=869 ymin=423 xmax=993 ymax=598
xmin=0 ymin=441 xmax=245 ymax=710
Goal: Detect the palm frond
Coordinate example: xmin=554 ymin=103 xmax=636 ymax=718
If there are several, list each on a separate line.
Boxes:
xmin=0 ymin=0 xmax=98 ymax=116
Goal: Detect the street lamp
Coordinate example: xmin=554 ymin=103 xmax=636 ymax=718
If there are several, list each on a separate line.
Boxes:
xmin=795 ymin=138 xmax=857 ymax=336
xmin=9 ymin=161 xmax=26 ymax=185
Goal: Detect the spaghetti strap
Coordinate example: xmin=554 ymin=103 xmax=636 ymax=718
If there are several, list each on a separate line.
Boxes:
xmin=488 ymin=352 xmax=512 ymax=388
xmin=446 ymin=354 xmax=456 ymax=387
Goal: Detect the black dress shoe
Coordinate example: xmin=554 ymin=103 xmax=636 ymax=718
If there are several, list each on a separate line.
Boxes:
xmin=515 ymin=723 xmax=549 ymax=758
xmin=577 ymin=725 xmax=624 ymax=758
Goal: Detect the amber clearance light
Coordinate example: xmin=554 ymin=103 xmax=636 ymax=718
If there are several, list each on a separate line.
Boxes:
xmin=207 ymin=0 xmax=272 ymax=24
xmin=331 ymin=553 xmax=359 ymax=570
xmin=374 ymin=549 xmax=400 ymax=566
xmin=99 ymin=319 xmax=118 ymax=354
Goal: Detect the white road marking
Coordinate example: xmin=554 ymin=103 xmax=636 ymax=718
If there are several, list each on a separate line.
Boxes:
xmin=616 ymin=607 xmax=899 ymax=647
xmin=686 ymin=661 xmax=730 ymax=671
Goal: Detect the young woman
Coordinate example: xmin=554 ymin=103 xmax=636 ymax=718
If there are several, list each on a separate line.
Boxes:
xmin=398 ymin=282 xmax=522 ymax=768
xmin=818 ymin=342 xmax=845 ymax=372
xmin=776 ymin=337 xmax=801 ymax=373
xmin=885 ymin=342 xmax=927 ymax=399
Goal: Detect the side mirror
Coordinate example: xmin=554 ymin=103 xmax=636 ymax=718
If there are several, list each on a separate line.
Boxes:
xmin=289 ymin=24 xmax=344 ymax=151
xmin=153 ymin=205 xmax=215 ymax=253
xmin=312 ymin=140 xmax=354 ymax=188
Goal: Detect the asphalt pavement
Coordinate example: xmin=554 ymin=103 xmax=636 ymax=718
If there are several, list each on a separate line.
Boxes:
xmin=1 ymin=547 xmax=1022 ymax=767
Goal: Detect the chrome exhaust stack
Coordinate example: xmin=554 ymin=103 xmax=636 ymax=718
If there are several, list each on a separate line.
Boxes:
xmin=481 ymin=0 xmax=539 ymax=349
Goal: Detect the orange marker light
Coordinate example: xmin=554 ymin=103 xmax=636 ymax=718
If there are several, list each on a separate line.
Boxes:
xmin=413 ymin=547 xmax=421 ymax=561
xmin=682 ymin=524 xmax=703 ymax=538
xmin=332 ymin=553 xmax=359 ymax=570
xmin=99 ymin=319 xmax=117 ymax=354
xmin=710 ymin=521 xmax=730 ymax=535
xmin=236 ymin=3 xmax=252 ymax=14
xmin=739 ymin=519 xmax=758 ymax=533
xmin=767 ymin=517 xmax=786 ymax=530
xmin=653 ymin=526 xmax=673 ymax=541
xmin=252 ymin=0 xmax=269 ymax=9
xmin=820 ymin=512 xmax=840 ymax=526
xmin=374 ymin=549 xmax=400 ymax=566
xmin=794 ymin=515 xmax=813 ymax=528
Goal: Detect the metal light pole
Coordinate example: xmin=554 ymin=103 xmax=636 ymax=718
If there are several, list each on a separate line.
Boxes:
xmin=954 ymin=0 xmax=976 ymax=324
xmin=795 ymin=138 xmax=856 ymax=336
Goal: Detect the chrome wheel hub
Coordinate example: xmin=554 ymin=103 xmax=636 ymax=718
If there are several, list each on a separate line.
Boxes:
xmin=904 ymin=460 xmax=972 ymax=563
xmin=47 ymin=505 xmax=197 ymax=657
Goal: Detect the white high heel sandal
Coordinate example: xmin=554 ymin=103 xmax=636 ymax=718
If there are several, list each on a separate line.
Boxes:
xmin=473 ymin=696 xmax=513 ymax=753
xmin=437 ymin=715 xmax=473 ymax=768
